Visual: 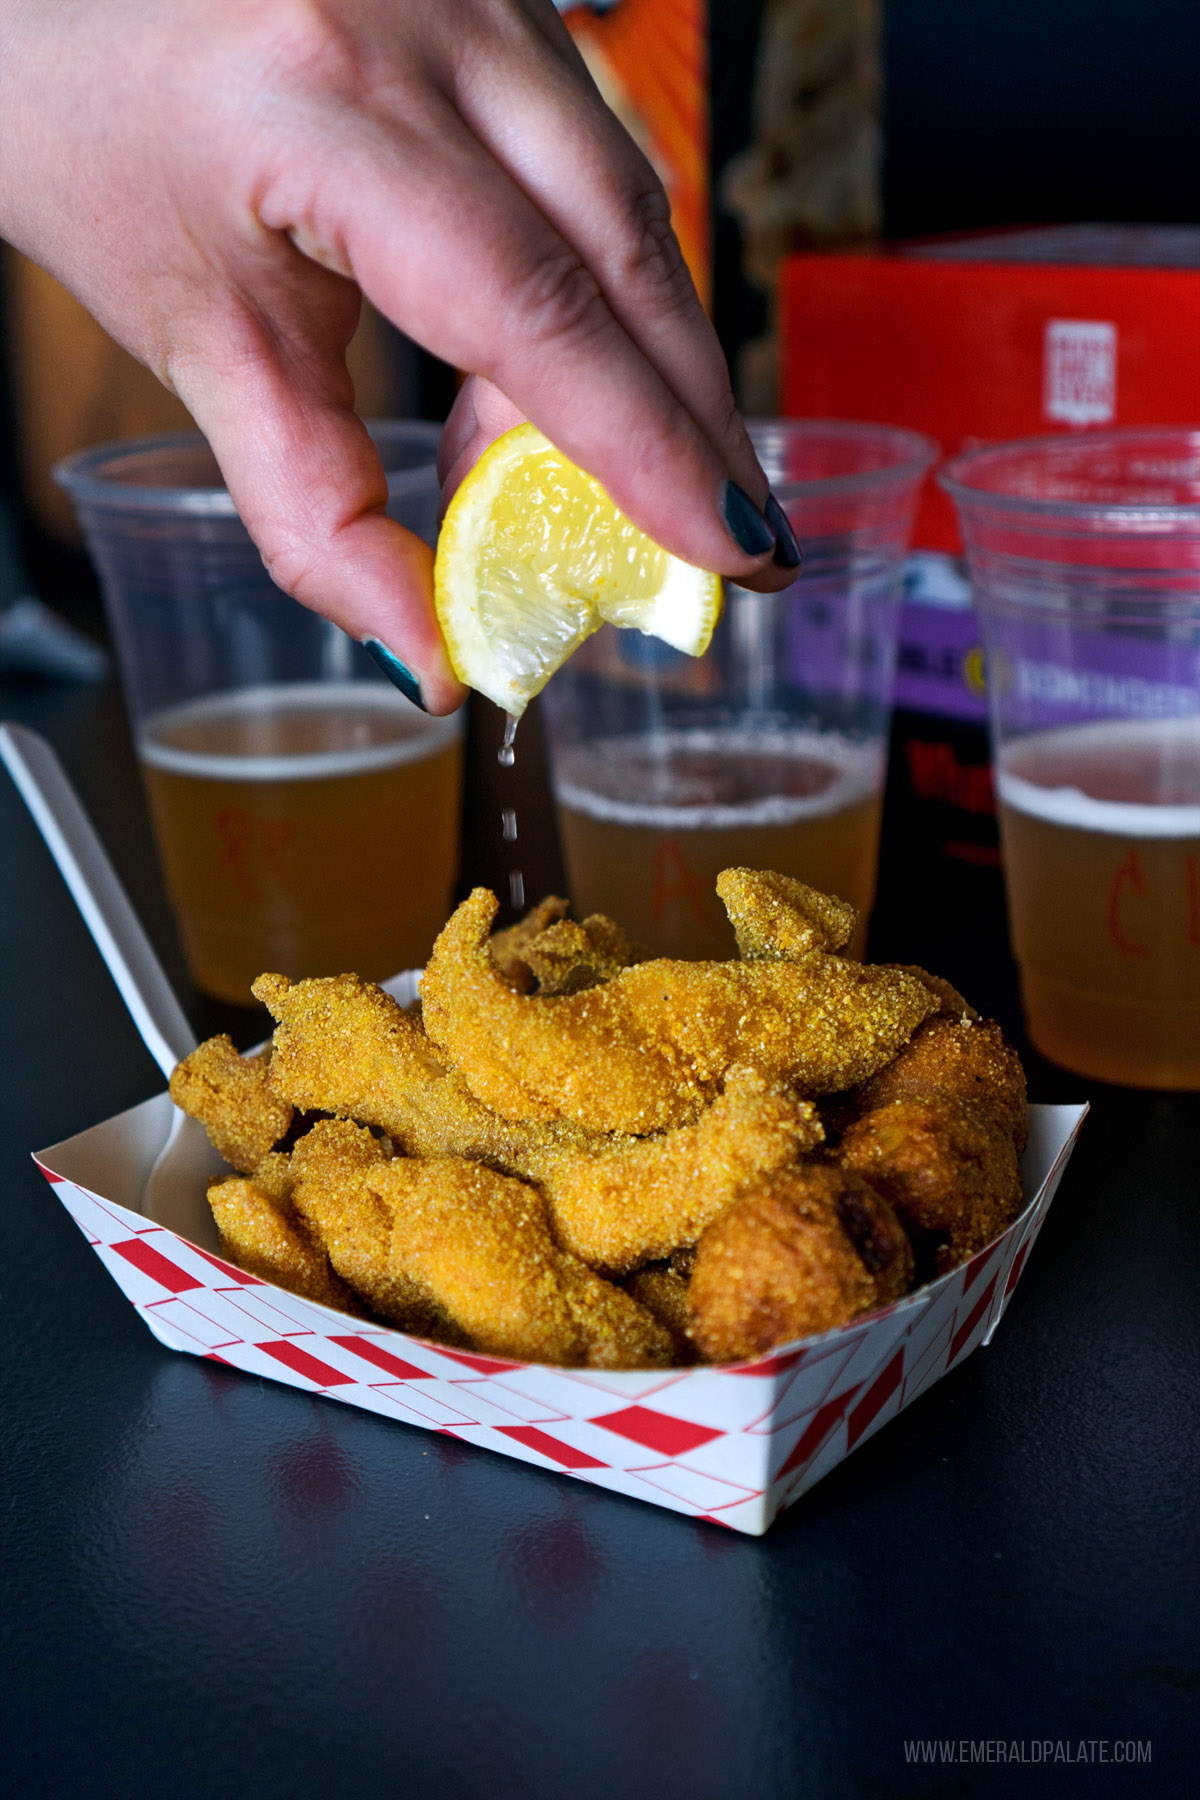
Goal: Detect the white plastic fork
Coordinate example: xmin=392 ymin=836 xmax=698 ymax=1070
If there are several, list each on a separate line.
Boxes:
xmin=1 ymin=720 xmax=421 ymax=1227
xmin=0 ymin=721 xmax=213 ymax=1220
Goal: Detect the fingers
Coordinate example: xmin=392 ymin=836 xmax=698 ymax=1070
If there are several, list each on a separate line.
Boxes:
xmin=451 ymin=7 xmax=800 ymax=590
xmin=439 ymin=379 xmax=801 ymax=606
xmin=169 ymin=295 xmax=466 ymax=715
xmin=437 ymin=377 xmax=525 ymax=504
xmin=457 ymin=24 xmax=756 ymax=488
xmin=297 ymin=102 xmax=787 ymax=585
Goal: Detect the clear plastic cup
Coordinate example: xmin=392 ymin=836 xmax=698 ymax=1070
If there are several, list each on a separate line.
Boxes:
xmin=942 ymin=428 xmax=1200 ymax=1088
xmin=56 ymin=423 xmax=462 ymax=1003
xmin=540 ymin=420 xmax=937 ymax=959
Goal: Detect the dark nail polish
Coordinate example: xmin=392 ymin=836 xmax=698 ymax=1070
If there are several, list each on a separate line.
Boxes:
xmin=363 ymin=638 xmax=427 ymax=710
xmin=720 ymin=481 xmax=776 ymax=557
xmin=765 ymin=492 xmax=802 ymax=570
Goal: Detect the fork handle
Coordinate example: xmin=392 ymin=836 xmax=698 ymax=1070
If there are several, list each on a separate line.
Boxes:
xmin=0 ymin=721 xmax=196 ymax=1077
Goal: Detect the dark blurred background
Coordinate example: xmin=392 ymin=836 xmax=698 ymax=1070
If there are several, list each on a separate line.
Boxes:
xmin=883 ymin=0 xmax=1200 ymax=236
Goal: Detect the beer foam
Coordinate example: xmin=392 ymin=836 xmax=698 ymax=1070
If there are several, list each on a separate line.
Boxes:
xmin=554 ymin=729 xmax=881 ymax=830
xmin=998 ymin=716 xmax=1200 ymax=837
xmin=140 ymin=682 xmax=460 ymax=781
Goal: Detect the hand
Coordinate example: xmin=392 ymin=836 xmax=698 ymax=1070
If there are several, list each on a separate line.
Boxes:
xmin=0 ymin=0 xmax=795 ymax=713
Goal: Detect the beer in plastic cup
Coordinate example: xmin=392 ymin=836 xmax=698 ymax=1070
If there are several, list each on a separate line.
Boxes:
xmin=943 ymin=428 xmax=1200 ymax=1087
xmin=542 ymin=421 xmax=936 ymax=959
xmin=57 ymin=425 xmax=462 ymax=1004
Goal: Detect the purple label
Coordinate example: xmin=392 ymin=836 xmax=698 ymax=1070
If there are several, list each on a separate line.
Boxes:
xmin=893 ymin=601 xmax=989 ymax=723
xmin=985 ymin=617 xmax=1200 ymax=736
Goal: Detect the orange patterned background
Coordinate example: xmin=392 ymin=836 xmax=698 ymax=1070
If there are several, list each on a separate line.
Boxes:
xmin=563 ymin=0 xmax=711 ymax=311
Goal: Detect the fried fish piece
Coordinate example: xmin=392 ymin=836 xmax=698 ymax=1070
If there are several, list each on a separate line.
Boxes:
xmin=838 ymin=1096 xmax=1023 ymax=1268
xmin=256 ymin=971 xmax=616 ymax=1183
xmin=206 ymin=1174 xmax=360 ymax=1313
xmin=577 ymin=912 xmax=652 ymax=969
xmin=527 ymin=1066 xmax=825 ymax=1274
xmin=846 ymin=1016 xmax=1028 ymax=1150
xmin=687 ymin=1164 xmax=913 ymax=1364
xmin=170 ymin=1035 xmax=293 ymax=1173
xmin=881 ymin=967 xmax=979 ymax=1022
xmin=254 ymin=971 xmax=556 ymax=1165
xmin=371 ymin=1158 xmax=674 ymax=1368
xmin=488 ymin=895 xmax=570 ymax=991
xmin=250 ymin=1149 xmax=296 ymax=1207
xmin=286 ymin=1118 xmax=461 ymax=1339
xmin=521 ymin=912 xmax=650 ymax=996
xmin=254 ymin=972 xmax=444 ymax=1123
xmin=716 ymin=867 xmax=859 ymax=961
xmin=420 ymin=887 xmax=939 ymax=1132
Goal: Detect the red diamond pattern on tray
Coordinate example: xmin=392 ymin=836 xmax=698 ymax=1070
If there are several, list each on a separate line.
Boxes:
xmin=594 ymin=1405 xmax=723 ymax=1457
xmin=845 ymin=1349 xmax=905 ymax=1450
xmin=144 ymin=1297 xmax=242 ymax=1351
xmin=190 ymin=1245 xmax=263 ymax=1285
xmin=35 ymin=1103 xmax=1084 ymax=1536
xmin=330 ymin=1386 xmax=446 ymax=1429
xmin=497 ymin=1425 xmax=608 ymax=1470
xmin=1004 ymin=1242 xmax=1030 ymax=1300
xmin=899 ymin=1314 xmax=956 ymax=1405
xmin=437 ymin=1348 xmax=522 ymax=1375
xmin=363 ymin=1384 xmax=484 ymax=1428
xmin=257 ymin=1340 xmax=358 ymax=1387
xmin=962 ymin=1236 xmax=1005 ymax=1295
xmin=327 ymin=1334 xmax=436 ymax=1382
xmin=64 ymin=1188 xmax=157 ymax=1241
xmin=617 ymin=1370 xmax=781 ymax=1436
xmin=760 ymin=1337 xmax=867 ymax=1433
xmin=948 ymin=1275 xmax=999 ymax=1365
xmin=725 ymin=1346 xmax=807 ymax=1379
xmin=460 ymin=1379 xmax=568 ymax=1425
xmin=635 ymin=1461 xmax=760 ymax=1510
xmin=774 ymin=1386 xmax=864 ymax=1480
xmin=110 ymin=1236 xmax=205 ymax=1293
xmin=204 ymin=1286 xmax=333 ymax=1339
xmin=544 ymin=1366 xmax=690 ymax=1402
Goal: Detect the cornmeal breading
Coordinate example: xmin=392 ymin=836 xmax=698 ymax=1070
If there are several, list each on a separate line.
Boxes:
xmin=206 ymin=1174 xmax=359 ymax=1313
xmin=170 ymin=1036 xmax=292 ymax=1173
xmin=287 ymin=1118 xmax=462 ymax=1340
xmin=526 ymin=1066 xmax=824 ymax=1274
xmin=372 ymin=1157 xmax=674 ymax=1368
xmin=184 ymin=869 xmax=1028 ymax=1369
xmin=421 ymin=888 xmax=939 ymax=1132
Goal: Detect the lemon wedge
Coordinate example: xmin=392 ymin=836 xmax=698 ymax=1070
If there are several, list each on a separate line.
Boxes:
xmin=434 ymin=423 xmax=723 ymax=714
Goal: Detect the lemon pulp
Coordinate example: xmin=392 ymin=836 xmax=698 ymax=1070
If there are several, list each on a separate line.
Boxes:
xmin=434 ymin=425 xmax=722 ymax=714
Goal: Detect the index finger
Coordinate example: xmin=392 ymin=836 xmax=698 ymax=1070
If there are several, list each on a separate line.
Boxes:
xmin=306 ymin=110 xmax=786 ymax=583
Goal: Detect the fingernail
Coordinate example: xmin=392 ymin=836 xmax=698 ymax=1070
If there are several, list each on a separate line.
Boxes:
xmin=720 ymin=481 xmax=776 ymax=557
xmin=765 ymin=493 xmax=802 ymax=570
xmin=362 ymin=638 xmax=428 ymax=711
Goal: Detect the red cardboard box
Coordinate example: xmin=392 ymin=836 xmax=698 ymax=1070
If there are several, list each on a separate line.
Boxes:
xmin=782 ymin=225 xmax=1200 ymax=553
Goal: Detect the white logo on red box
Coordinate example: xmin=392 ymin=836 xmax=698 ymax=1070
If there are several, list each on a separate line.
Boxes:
xmin=1043 ymin=319 xmax=1117 ymax=426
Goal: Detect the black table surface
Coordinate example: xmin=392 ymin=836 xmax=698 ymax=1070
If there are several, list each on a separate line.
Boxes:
xmin=3 ymin=666 xmax=1198 ymax=1800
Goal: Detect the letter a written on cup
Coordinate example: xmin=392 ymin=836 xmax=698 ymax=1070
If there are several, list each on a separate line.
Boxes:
xmin=652 ymin=839 xmax=709 ymax=926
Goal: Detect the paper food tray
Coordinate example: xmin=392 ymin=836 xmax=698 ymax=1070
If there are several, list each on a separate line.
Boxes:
xmin=33 ymin=972 xmax=1087 ymax=1535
